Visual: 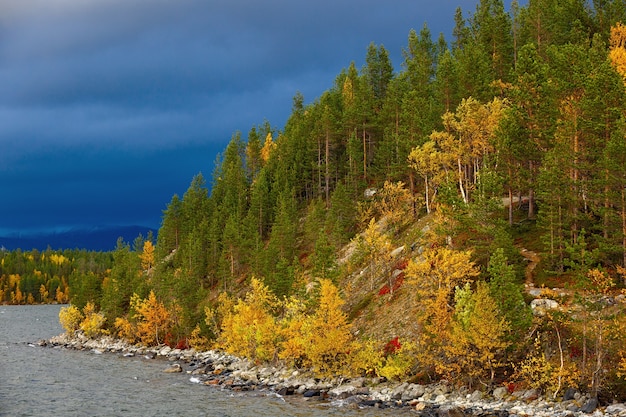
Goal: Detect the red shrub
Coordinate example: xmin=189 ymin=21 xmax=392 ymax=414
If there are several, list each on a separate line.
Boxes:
xmin=384 ymin=336 xmax=402 ymax=356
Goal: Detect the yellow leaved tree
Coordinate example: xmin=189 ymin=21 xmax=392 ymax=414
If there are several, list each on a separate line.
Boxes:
xmin=132 ymin=291 xmax=174 ymax=346
xmin=408 ymin=141 xmax=445 ymax=214
xmin=356 ymin=218 xmax=393 ymax=291
xmin=140 ymin=240 xmax=155 ymax=272
xmin=115 ymin=291 xmax=174 ymax=346
xmin=218 ymin=277 xmax=281 ymax=363
xmin=59 ymin=305 xmax=84 ymax=336
xmin=79 ymin=301 xmax=108 ymax=338
xmin=446 ymin=282 xmax=510 ymax=385
xmin=405 ymin=246 xmax=480 ymax=380
xmin=260 ymin=132 xmax=276 ymax=162
xmin=609 ymin=22 xmax=626 ymax=84
xmin=278 ymin=295 xmax=308 ymax=367
xmin=302 ymin=279 xmax=354 ymax=377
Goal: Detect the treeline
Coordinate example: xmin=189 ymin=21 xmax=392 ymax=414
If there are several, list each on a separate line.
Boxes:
xmin=44 ymin=0 xmax=626 ymax=399
xmin=0 ymin=248 xmax=113 ymax=305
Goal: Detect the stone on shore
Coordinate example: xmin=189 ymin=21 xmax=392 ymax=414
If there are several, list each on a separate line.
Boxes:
xmin=163 ymin=363 xmax=182 ymax=373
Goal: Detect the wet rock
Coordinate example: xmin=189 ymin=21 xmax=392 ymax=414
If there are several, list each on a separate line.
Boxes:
xmin=437 ymin=404 xmax=465 ymax=417
xmin=391 ymin=382 xmax=408 ymax=399
xmin=277 ymin=387 xmax=295 ymax=396
xmin=580 ymin=397 xmax=598 ymax=413
xmin=560 ymin=399 xmax=581 ymax=412
xmin=521 ymin=388 xmax=539 ymax=401
xmin=303 ymin=389 xmax=321 ymax=398
xmin=359 ymin=399 xmax=382 ymax=407
xmin=468 ymin=390 xmax=483 ymax=402
xmin=563 ymin=387 xmax=578 ymax=401
xmin=163 ymin=363 xmax=182 ymax=373
xmin=605 ymin=403 xmax=626 ymax=414
xmin=328 ymin=384 xmax=356 ymax=398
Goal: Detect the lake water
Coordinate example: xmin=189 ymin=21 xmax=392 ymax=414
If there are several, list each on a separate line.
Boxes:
xmin=0 ymin=305 xmax=410 ymax=416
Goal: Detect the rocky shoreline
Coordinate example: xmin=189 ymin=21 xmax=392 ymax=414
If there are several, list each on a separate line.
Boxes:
xmin=40 ymin=333 xmax=626 ymax=417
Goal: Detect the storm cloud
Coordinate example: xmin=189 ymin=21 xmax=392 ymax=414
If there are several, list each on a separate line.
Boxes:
xmin=0 ymin=0 xmax=485 ymax=234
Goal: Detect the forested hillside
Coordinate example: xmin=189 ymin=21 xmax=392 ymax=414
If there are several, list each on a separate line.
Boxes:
xmin=20 ymin=0 xmax=626 ymax=400
xmin=0 ymin=248 xmax=113 ymax=305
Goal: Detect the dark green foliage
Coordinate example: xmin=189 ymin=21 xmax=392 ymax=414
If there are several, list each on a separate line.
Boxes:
xmin=488 ymin=248 xmax=533 ymax=345
xmin=100 ymin=238 xmax=143 ymax=323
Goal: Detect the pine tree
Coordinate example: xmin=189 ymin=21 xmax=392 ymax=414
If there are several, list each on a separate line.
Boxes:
xmin=488 ymin=248 xmax=532 ymax=344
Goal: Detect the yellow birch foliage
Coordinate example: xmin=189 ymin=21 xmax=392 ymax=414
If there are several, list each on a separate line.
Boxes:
xmin=405 ymin=247 xmax=479 ymax=297
xmin=59 ymin=305 xmax=84 ymax=336
xmin=39 ymin=284 xmax=49 ymax=302
xmin=350 ymin=339 xmax=416 ymax=380
xmin=303 ymin=279 xmax=353 ymax=377
xmin=260 ymin=132 xmax=276 ymax=162
xmin=446 ymin=282 xmax=510 ymax=384
xmin=587 ymin=268 xmax=615 ymax=295
xmin=205 ymin=291 xmax=235 ymax=338
xmin=515 ymin=336 xmax=580 ymax=394
xmin=12 ymin=287 xmax=24 ymax=304
xmin=278 ymin=295 xmax=308 ymax=366
xmin=357 ymin=218 xmax=393 ymax=291
xmin=408 ymin=140 xmax=445 ymax=213
xmin=114 ymin=316 xmax=137 ymax=343
xmin=218 ymin=277 xmax=281 ymax=363
xmin=55 ymin=287 xmax=68 ymax=304
xmin=610 ymin=23 xmax=626 ymax=84
xmin=374 ymin=181 xmax=413 ymax=226
xmin=140 ymin=241 xmax=155 ymax=272
xmin=406 ymin=247 xmax=480 ymax=378
xmin=49 ymin=254 xmax=68 ymax=265
xmin=79 ymin=301 xmax=107 ymax=338
xmin=132 ymin=291 xmax=173 ymax=346
xmin=188 ymin=324 xmax=211 ymax=351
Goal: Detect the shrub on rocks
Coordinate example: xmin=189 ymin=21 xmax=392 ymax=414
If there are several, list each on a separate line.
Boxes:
xmin=59 ymin=305 xmax=83 ymax=336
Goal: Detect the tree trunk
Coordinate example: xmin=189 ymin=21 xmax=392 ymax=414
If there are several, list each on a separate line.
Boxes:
xmin=325 ymin=129 xmax=330 ymax=207
xmin=458 ymin=157 xmax=468 ymax=204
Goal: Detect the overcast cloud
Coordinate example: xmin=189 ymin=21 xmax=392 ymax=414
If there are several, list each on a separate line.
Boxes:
xmin=0 ymin=0 xmax=497 ymax=235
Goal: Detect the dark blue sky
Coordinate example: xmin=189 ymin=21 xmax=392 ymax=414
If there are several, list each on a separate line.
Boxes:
xmin=0 ymin=0 xmax=515 ymax=235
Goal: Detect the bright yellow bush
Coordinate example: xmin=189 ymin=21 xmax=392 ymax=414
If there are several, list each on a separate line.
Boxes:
xmin=219 ymin=278 xmax=281 ymax=363
xmin=302 ymin=279 xmax=353 ymax=377
xmin=446 ymin=282 xmax=510 ymax=384
xmin=114 ymin=317 xmax=137 ymax=343
xmin=349 ymin=338 xmax=415 ymax=380
xmin=131 ymin=291 xmax=173 ymax=346
xmin=59 ymin=305 xmax=84 ymax=336
xmin=514 ymin=337 xmax=580 ymax=395
xmin=350 ymin=339 xmax=383 ymax=377
xmin=188 ymin=324 xmax=211 ymax=351
xmin=378 ymin=344 xmax=415 ymax=381
xmin=278 ymin=296 xmax=308 ymax=366
xmin=79 ymin=302 xmax=107 ymax=338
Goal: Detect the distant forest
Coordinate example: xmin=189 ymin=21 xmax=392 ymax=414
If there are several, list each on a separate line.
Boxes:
xmin=5 ymin=0 xmax=626 ymax=398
